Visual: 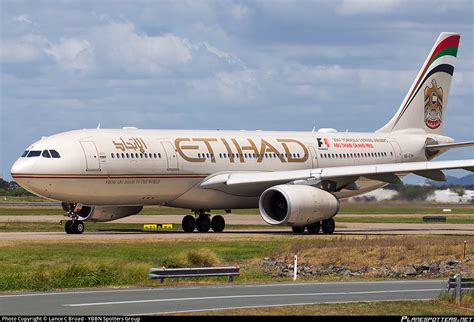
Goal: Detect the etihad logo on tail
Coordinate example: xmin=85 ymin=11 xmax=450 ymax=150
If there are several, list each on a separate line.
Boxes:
xmin=424 ymin=79 xmax=443 ymax=129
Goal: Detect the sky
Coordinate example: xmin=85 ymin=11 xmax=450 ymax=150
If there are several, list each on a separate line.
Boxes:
xmin=1 ymin=0 xmax=473 ymax=182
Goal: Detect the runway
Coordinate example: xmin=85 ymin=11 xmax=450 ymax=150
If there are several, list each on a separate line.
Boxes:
xmin=0 ymin=280 xmax=446 ymax=315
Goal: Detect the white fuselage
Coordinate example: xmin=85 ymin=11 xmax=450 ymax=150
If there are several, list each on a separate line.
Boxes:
xmin=10 ymin=128 xmax=451 ymax=209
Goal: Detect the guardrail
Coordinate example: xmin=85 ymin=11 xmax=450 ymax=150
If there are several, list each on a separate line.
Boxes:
xmin=149 ymin=266 xmax=240 ymax=283
xmin=447 ymin=274 xmax=474 ymax=304
xmin=422 ymin=216 xmax=447 ymax=222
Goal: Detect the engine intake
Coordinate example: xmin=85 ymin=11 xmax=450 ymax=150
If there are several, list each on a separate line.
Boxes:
xmin=259 ymin=185 xmax=339 ymax=226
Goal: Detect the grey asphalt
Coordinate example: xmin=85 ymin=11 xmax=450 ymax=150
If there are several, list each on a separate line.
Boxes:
xmin=0 ymin=280 xmax=446 ymax=315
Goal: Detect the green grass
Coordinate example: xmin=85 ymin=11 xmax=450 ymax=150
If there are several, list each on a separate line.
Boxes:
xmin=0 ymin=239 xmax=281 ymax=291
xmin=336 ymin=216 xmax=474 ymax=224
xmin=185 ymin=299 xmax=473 ymax=315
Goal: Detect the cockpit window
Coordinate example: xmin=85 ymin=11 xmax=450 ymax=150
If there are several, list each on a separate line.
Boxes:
xmin=21 ymin=151 xmax=29 ymax=157
xmin=27 ymin=150 xmax=41 ymax=157
xmin=49 ymin=150 xmax=60 ymax=158
xmin=42 ymin=150 xmax=51 ymax=158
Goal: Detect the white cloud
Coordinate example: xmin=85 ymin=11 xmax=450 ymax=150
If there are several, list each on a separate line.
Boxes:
xmin=336 ymin=0 xmax=403 ymax=15
xmin=231 ymin=4 xmax=253 ymax=21
xmin=45 ymin=38 xmax=94 ymax=73
xmin=1 ymin=34 xmax=47 ymax=63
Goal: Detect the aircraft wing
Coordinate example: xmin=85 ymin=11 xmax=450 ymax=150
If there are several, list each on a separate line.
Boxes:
xmin=200 ymin=159 xmax=474 ymax=194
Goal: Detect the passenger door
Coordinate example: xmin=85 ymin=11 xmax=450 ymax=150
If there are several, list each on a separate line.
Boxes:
xmin=80 ymin=141 xmax=101 ymax=171
xmin=161 ymin=141 xmax=179 ymax=171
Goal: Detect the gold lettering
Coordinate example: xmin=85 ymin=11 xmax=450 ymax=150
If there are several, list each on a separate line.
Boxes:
xmin=277 ymin=139 xmax=309 ymax=163
xmin=193 ymin=138 xmax=218 ymax=163
xmin=258 ymin=139 xmax=282 ymax=162
xmin=231 ymin=139 xmax=245 ymax=163
xmin=240 ymin=138 xmax=260 ymax=160
xmin=175 ymin=138 xmax=205 ymax=162
xmin=221 ymin=138 xmax=235 ymax=163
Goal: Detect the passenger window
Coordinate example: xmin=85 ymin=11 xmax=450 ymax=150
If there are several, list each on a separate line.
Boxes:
xmin=131 ymin=154 xmax=134 ymax=159
xmin=144 ymin=153 xmax=148 ymax=158
xmin=126 ymin=153 xmax=129 ymax=158
xmin=21 ymin=151 xmax=29 ymax=157
xmin=121 ymin=153 xmax=125 ymax=158
xmin=116 ymin=153 xmax=120 ymax=159
xmin=42 ymin=150 xmax=51 ymax=158
xmin=111 ymin=153 xmax=114 ymax=159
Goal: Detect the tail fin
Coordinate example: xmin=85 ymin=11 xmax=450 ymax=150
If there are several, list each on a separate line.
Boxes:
xmin=377 ymin=32 xmax=460 ymax=134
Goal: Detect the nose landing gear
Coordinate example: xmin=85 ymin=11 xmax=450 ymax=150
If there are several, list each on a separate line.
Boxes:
xmin=62 ymin=202 xmax=85 ymax=235
xmin=181 ymin=210 xmax=226 ymax=233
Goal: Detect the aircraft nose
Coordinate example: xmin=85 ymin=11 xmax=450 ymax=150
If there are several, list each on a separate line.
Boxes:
xmin=11 ymin=158 xmax=30 ymax=176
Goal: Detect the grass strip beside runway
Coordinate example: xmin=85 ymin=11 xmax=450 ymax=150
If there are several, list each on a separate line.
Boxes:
xmin=0 ymin=235 xmax=472 ymax=292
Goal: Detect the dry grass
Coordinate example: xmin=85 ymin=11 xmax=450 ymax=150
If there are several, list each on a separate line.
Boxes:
xmin=278 ymin=235 xmax=474 ymax=273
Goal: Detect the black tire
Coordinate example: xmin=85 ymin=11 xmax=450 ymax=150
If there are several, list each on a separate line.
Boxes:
xmin=307 ymin=222 xmax=321 ymax=234
xmin=291 ymin=226 xmax=305 ymax=234
xmin=73 ymin=221 xmax=85 ymax=234
xmin=196 ymin=215 xmax=211 ymax=233
xmin=65 ymin=220 xmax=74 ymax=234
xmin=182 ymin=215 xmax=196 ymax=233
xmin=321 ymin=218 xmax=335 ymax=234
xmin=211 ymin=215 xmax=225 ymax=233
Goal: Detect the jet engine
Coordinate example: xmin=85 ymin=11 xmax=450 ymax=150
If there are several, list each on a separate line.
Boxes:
xmin=62 ymin=203 xmax=143 ymax=222
xmin=258 ymin=185 xmax=339 ymax=226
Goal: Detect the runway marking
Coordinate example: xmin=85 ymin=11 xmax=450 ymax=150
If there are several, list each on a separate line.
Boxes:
xmin=62 ymin=288 xmax=441 ymax=307
xmin=0 ymin=280 xmax=443 ymax=298
xmin=138 ymin=298 xmax=432 ymax=316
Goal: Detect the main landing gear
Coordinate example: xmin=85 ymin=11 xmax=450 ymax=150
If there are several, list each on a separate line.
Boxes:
xmin=62 ymin=202 xmax=85 ymax=235
xmin=291 ymin=218 xmax=336 ymax=235
xmin=181 ymin=210 xmax=226 ymax=233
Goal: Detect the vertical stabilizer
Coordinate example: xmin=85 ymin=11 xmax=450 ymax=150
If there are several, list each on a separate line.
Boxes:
xmin=377 ymin=32 xmax=460 ymax=134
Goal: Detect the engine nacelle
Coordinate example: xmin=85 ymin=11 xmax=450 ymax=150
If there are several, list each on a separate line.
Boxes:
xmin=74 ymin=205 xmax=143 ymax=222
xmin=259 ymin=185 xmax=339 ymax=226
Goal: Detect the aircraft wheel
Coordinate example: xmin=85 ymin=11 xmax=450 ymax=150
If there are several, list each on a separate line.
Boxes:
xmin=196 ymin=215 xmax=211 ymax=233
xmin=291 ymin=226 xmax=305 ymax=234
xmin=73 ymin=221 xmax=85 ymax=234
xmin=182 ymin=215 xmax=196 ymax=233
xmin=65 ymin=220 xmax=74 ymax=234
xmin=211 ymin=215 xmax=225 ymax=233
xmin=321 ymin=218 xmax=335 ymax=234
xmin=307 ymin=222 xmax=321 ymax=234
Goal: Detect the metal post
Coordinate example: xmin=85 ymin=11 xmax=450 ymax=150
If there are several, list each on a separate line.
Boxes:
xmin=293 ymin=255 xmax=298 ymax=281
xmin=454 ymin=274 xmax=461 ymax=305
xmin=464 ymin=241 xmax=467 ymax=259
xmin=227 ymin=275 xmax=233 ymax=283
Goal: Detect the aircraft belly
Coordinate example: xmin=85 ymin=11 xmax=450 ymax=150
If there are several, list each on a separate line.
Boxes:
xmin=167 ymin=187 xmax=259 ymax=209
xmin=17 ymin=177 xmax=198 ymax=206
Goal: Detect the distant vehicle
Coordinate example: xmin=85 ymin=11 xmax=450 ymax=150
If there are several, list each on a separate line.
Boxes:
xmin=11 ymin=32 xmax=474 ymax=235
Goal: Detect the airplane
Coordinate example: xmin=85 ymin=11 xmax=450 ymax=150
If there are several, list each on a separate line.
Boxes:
xmin=10 ymin=32 xmax=474 ymax=235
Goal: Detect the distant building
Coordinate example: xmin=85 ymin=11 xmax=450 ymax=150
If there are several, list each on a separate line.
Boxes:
xmin=426 ymin=189 xmax=474 ymax=203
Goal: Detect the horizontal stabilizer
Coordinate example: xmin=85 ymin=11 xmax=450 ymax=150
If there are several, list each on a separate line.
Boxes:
xmin=426 ymin=141 xmax=474 ymax=152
